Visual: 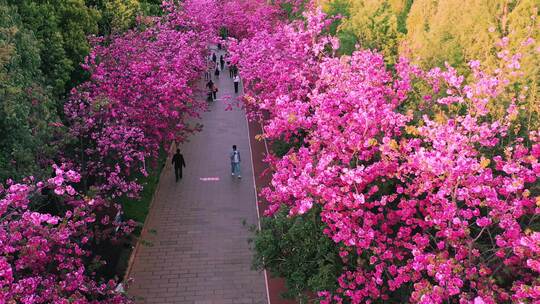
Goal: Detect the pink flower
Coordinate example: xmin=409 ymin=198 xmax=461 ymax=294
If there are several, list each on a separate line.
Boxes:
xmin=526 ymin=259 xmax=540 ymax=272
xmin=52 ymin=175 xmax=64 ymax=187
xmin=469 ymin=60 xmax=481 ymax=69
xmin=54 ymin=187 xmax=65 ymax=195
xmin=476 ymin=217 xmax=492 ymax=227
xmin=65 ymin=186 xmax=76 ymax=196
xmin=474 ymin=296 xmax=486 ymax=304
xmin=65 ymin=170 xmax=81 ymax=183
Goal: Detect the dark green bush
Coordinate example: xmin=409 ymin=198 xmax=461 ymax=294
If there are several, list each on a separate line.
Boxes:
xmin=252 ymin=206 xmax=342 ymax=303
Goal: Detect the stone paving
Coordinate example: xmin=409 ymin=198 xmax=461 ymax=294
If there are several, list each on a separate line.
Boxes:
xmin=126 ymin=48 xmax=268 ymax=304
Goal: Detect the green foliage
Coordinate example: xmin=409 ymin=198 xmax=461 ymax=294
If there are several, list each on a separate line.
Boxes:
xmin=335 ymin=30 xmax=358 ymax=55
xmin=138 ymin=0 xmax=163 ymax=15
xmin=331 ymin=0 xmax=404 ymax=65
xmin=323 ymin=0 xmax=358 ymax=55
xmin=7 ymin=0 xmax=100 ymax=97
xmin=395 ymin=0 xmax=412 ymax=34
xmin=343 ymin=0 xmax=401 ymax=65
xmin=271 ymin=139 xmax=295 ymax=158
xmin=102 ymin=0 xmax=142 ymax=34
xmin=220 ymin=27 xmax=229 ymax=40
xmin=4 ymin=0 xmax=160 ymax=97
xmin=273 ymin=0 xmax=311 ymax=21
xmin=252 ymin=206 xmax=342 ymax=302
xmin=271 ymin=132 xmax=307 ymax=157
xmin=0 ymin=1 xmax=59 ymax=181
xmin=404 ymin=0 xmax=493 ymax=71
xmin=87 ymin=0 xmax=161 ymax=35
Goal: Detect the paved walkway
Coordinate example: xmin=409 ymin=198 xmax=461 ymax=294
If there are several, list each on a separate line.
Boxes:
xmin=127 ymin=48 xmax=268 ymax=304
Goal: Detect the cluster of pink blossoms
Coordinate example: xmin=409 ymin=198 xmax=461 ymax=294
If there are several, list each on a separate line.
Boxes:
xmin=65 ymin=0 xmax=219 ymax=198
xmin=228 ymin=4 xmax=540 ymax=303
xmin=0 ymin=165 xmax=133 ymax=303
xmin=0 ymin=1 xmax=225 ymax=302
xmin=220 ymin=0 xmax=282 ymax=39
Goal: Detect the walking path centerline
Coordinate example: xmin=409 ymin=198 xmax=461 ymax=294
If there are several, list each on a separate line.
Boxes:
xmin=126 ymin=47 xmax=268 ymax=304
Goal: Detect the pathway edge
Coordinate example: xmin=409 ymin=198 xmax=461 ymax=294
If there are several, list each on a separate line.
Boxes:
xmin=245 ymin=113 xmax=272 ymax=304
xmin=123 ymin=143 xmax=175 ymax=284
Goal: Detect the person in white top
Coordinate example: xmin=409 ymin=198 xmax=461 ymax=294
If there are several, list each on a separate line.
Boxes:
xmin=230 ymin=145 xmax=241 ymax=179
xmin=233 ymin=75 xmax=240 ymax=94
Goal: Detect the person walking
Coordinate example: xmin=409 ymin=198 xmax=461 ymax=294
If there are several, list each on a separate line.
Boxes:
xmin=212 ymin=83 xmax=218 ymax=100
xmin=230 ymin=145 xmax=241 ymax=179
xmin=233 ymin=75 xmax=240 ymax=94
xmin=172 ymin=149 xmax=186 ymax=182
xmin=212 ymin=52 xmax=217 ymax=63
xmin=204 ymin=62 xmax=211 ymax=80
xmin=220 ymin=55 xmax=225 ymax=71
xmin=214 ymin=64 xmax=220 ymax=78
xmin=206 ymin=79 xmax=214 ymax=101
xmin=228 ymin=63 xmax=234 ymax=78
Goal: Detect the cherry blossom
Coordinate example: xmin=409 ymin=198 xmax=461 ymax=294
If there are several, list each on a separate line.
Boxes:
xmin=227 ymin=4 xmax=540 ymax=302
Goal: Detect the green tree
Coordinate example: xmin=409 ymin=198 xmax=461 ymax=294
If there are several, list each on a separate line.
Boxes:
xmin=0 ymin=0 xmax=177 ymax=183
xmin=403 ymin=0 xmax=496 ymax=71
xmin=324 ymin=0 xmax=407 ymax=64
xmin=87 ymin=0 xmax=143 ymax=34
xmin=348 ymin=0 xmax=402 ymax=65
xmin=322 ymin=0 xmax=358 ymax=55
xmin=0 ymin=2 xmax=59 ymax=181
xmin=86 ymin=0 xmax=164 ymax=34
xmin=105 ymin=0 xmax=141 ymax=32
xmin=252 ymin=207 xmax=342 ymax=302
xmin=7 ymin=0 xmax=100 ymax=96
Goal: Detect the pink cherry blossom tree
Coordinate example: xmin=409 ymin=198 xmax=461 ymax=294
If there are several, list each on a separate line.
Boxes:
xmin=226 ymin=3 xmax=540 ymax=302
xmin=65 ymin=0 xmax=219 ymax=198
xmin=1 ymin=1 xmax=223 ymax=302
xmin=0 ymin=165 xmax=134 ymax=303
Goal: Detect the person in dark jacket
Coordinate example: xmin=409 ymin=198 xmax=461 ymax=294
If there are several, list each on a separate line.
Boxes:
xmin=206 ymin=80 xmax=214 ymax=101
xmin=228 ymin=63 xmax=234 ymax=78
xmin=212 ymin=84 xmax=218 ymax=100
xmin=220 ymin=55 xmax=225 ymax=70
xmin=204 ymin=61 xmax=212 ymax=80
xmin=172 ymin=149 xmax=186 ymax=182
xmin=212 ymin=52 xmax=217 ymax=63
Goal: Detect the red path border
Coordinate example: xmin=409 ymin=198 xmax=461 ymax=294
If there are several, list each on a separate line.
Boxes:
xmin=247 ymin=119 xmax=297 ymax=304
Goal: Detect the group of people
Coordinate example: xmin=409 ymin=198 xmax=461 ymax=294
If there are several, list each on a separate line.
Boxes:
xmin=170 ymin=45 xmax=245 ymax=183
xmin=171 ymin=145 xmax=242 ymax=182
xmin=205 ymin=47 xmax=241 ymax=102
